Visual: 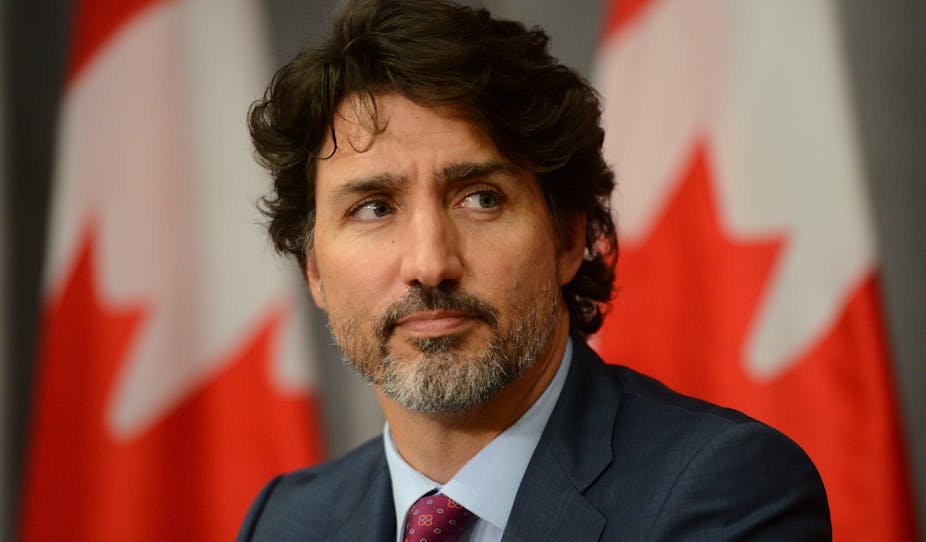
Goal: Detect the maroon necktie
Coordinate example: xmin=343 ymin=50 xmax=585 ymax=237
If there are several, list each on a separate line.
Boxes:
xmin=403 ymin=492 xmax=475 ymax=542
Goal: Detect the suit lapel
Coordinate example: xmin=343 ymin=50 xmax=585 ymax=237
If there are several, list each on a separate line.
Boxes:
xmin=502 ymin=443 xmax=606 ymax=541
xmin=502 ymin=339 xmax=621 ymax=542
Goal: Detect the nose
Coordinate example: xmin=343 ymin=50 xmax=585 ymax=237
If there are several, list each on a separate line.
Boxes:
xmin=399 ymin=204 xmax=463 ymax=289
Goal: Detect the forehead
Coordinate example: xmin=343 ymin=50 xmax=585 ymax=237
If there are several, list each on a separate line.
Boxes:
xmin=318 ymin=94 xmax=503 ymax=178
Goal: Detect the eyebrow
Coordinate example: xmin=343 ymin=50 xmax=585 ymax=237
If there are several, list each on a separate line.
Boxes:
xmin=334 ymin=160 xmax=514 ymax=200
xmin=437 ymin=161 xmax=512 ymax=184
xmin=333 ymin=173 xmax=405 ymax=200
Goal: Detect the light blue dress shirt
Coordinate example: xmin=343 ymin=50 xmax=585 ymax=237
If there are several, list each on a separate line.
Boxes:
xmin=384 ymin=338 xmax=573 ymax=542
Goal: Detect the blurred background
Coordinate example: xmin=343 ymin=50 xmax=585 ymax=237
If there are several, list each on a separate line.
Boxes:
xmin=1 ymin=0 xmax=923 ymax=540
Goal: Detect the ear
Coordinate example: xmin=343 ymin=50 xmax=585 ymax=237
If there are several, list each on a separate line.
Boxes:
xmin=305 ymin=249 xmax=327 ymax=310
xmin=556 ymin=213 xmax=587 ymax=286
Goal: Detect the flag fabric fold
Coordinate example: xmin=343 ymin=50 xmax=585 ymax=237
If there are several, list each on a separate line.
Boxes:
xmin=19 ymin=1 xmax=324 ymax=540
xmin=592 ymin=0 xmax=918 ymax=540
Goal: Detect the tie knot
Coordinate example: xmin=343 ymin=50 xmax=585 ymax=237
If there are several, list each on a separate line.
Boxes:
xmin=403 ymin=492 xmax=475 ymax=542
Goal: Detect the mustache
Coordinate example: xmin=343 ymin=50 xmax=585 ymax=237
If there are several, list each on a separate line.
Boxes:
xmin=377 ymin=286 xmax=499 ymax=341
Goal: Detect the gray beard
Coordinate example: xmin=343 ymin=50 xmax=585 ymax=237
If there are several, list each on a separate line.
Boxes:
xmin=327 ymin=284 xmax=559 ymax=414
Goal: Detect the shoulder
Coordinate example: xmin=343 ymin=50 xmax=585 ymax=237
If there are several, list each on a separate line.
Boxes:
xmin=564 ymin=340 xmax=782 ymax=456
xmin=236 ymin=437 xmax=388 ymax=541
xmin=617 ymin=369 xmax=831 ymax=539
xmin=568 ymin=339 xmax=808 ymax=455
xmin=560 ymin=342 xmax=831 ymax=539
xmin=609 ymin=360 xmax=763 ymax=442
xmin=604 ymin=359 xmax=817 ymax=479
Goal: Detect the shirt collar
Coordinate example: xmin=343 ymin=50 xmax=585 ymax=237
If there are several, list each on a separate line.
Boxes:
xmin=384 ymin=337 xmax=573 ymax=535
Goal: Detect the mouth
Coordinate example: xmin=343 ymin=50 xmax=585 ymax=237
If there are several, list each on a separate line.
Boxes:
xmin=392 ymin=310 xmax=477 ymax=337
xmin=377 ymin=287 xmax=499 ymax=344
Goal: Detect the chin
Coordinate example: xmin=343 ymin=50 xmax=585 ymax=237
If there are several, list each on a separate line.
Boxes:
xmin=405 ymin=330 xmax=471 ymax=354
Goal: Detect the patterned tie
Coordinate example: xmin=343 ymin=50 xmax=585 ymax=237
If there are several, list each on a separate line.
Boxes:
xmin=403 ymin=492 xmax=475 ymax=542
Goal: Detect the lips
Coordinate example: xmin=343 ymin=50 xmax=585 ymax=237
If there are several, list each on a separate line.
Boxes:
xmin=393 ymin=311 xmax=476 ymax=336
xmin=376 ymin=286 xmax=499 ymax=342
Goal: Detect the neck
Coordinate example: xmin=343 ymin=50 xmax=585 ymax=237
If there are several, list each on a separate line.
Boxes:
xmin=379 ymin=310 xmax=570 ymax=484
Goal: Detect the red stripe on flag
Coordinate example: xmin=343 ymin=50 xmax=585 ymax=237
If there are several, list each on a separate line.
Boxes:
xmin=67 ymin=0 xmax=164 ymax=83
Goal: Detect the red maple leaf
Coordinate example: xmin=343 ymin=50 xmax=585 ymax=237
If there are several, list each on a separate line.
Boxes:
xmin=20 ymin=226 xmax=324 ymax=541
xmin=596 ymin=143 xmax=917 ymax=540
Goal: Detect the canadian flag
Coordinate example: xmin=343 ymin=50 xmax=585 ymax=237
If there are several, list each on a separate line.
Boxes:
xmin=19 ymin=0 xmax=324 ymax=540
xmin=592 ymin=1 xmax=918 ymax=540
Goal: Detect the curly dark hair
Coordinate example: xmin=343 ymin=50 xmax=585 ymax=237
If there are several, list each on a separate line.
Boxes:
xmin=249 ymin=0 xmax=617 ymax=336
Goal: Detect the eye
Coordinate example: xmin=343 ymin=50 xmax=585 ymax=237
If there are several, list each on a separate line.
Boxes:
xmin=458 ymin=190 xmax=503 ymax=211
xmin=349 ymin=198 xmax=395 ymax=220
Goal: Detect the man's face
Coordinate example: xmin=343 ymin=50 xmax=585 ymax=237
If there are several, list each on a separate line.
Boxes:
xmin=307 ymin=94 xmax=583 ymax=414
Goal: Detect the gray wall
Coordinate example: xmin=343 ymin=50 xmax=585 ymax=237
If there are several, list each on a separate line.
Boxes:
xmin=2 ymin=1 xmax=923 ymax=540
xmin=0 ymin=0 xmax=9 ymax=536
xmin=1 ymin=1 xmax=70 ymax=540
xmin=840 ymin=6 xmax=926 ymax=531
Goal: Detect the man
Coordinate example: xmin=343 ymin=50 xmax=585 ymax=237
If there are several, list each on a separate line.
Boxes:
xmin=238 ymin=0 xmax=830 ymax=540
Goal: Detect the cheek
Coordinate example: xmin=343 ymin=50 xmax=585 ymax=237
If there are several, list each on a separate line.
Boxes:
xmin=315 ymin=245 xmax=396 ymax=319
xmin=463 ymin=222 xmax=559 ymax=294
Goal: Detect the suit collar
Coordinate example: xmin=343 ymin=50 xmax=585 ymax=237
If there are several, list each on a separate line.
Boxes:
xmin=502 ymin=337 xmax=619 ymax=541
xmin=541 ymin=338 xmax=619 ymax=490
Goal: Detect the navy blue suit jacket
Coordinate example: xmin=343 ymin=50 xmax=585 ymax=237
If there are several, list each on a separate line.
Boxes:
xmin=237 ymin=339 xmax=830 ymax=541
